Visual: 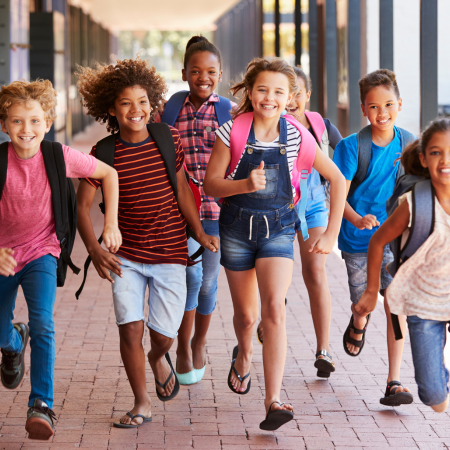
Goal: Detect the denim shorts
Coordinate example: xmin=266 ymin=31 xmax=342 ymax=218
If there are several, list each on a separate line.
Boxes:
xmin=407 ymin=315 xmax=449 ymax=406
xmin=219 ymin=201 xmax=297 ymax=271
xmin=295 ymin=184 xmax=329 ymax=232
xmin=110 ymin=256 xmax=187 ymax=338
xmin=341 ymin=246 xmax=394 ymax=304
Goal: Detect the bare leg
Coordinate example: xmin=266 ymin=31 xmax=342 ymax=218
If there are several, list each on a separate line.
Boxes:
xmin=432 ymin=396 xmax=449 ymax=413
xmin=175 ymin=310 xmax=195 ymax=374
xmin=257 ymin=257 xmax=294 ymax=414
xmin=117 ymin=321 xmax=152 ymax=425
xmin=225 ymin=268 xmax=259 ymax=393
xmin=147 ymin=329 xmax=176 ymax=398
xmin=298 ymin=227 xmax=331 ymax=356
xmin=192 ymin=311 xmax=213 ymax=370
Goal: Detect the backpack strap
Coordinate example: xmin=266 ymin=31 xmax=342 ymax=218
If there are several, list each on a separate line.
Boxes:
xmin=41 ymin=141 xmax=80 ymax=275
xmin=214 ymin=96 xmax=232 ymax=127
xmin=95 ymin=133 xmax=118 ymax=214
xmin=229 ymin=112 xmax=254 ymax=177
xmin=396 ymin=128 xmax=416 ymax=180
xmin=147 ymin=123 xmax=178 ymax=202
xmin=400 ymin=179 xmax=434 ymax=263
xmin=160 ymin=91 xmax=190 ymax=127
xmin=304 ymin=111 xmax=326 ymax=144
xmin=348 ymin=125 xmax=372 ymax=199
xmin=0 ymin=141 xmax=9 ymax=201
xmin=284 ymin=114 xmax=317 ymax=241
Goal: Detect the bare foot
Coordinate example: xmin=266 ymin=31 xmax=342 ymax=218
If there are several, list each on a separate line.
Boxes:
xmin=148 ymin=351 xmax=176 ymax=398
xmin=230 ymin=350 xmax=252 ymax=393
xmin=387 ymin=382 xmax=411 ymax=395
xmin=346 ymin=309 xmax=369 ymax=355
xmin=191 ymin=336 xmax=206 ymax=370
xmin=264 ymin=400 xmax=294 ymax=414
xmin=117 ymin=401 xmax=152 ymax=426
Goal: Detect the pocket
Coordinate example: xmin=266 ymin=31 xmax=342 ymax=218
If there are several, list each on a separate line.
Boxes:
xmin=278 ymin=210 xmax=297 ymax=230
xmin=203 ymin=128 xmax=216 ymax=148
xmin=247 ymin=163 xmax=279 ymax=199
xmin=219 ymin=207 xmax=238 ymax=228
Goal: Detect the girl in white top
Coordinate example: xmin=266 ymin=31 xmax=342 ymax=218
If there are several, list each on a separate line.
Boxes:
xmin=355 ymin=118 xmax=450 ymax=413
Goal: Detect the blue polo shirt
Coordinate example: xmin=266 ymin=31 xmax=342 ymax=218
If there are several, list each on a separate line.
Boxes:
xmin=332 ymin=127 xmax=402 ymax=253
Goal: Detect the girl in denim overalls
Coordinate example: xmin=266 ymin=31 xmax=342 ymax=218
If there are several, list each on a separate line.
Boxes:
xmin=204 ymin=58 xmax=346 ymax=430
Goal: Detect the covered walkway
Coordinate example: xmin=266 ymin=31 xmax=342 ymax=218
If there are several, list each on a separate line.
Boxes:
xmin=1 ymin=126 xmax=449 ymax=450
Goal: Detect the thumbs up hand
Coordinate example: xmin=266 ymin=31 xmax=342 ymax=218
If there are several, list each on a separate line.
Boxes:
xmin=247 ymin=160 xmax=266 ymax=192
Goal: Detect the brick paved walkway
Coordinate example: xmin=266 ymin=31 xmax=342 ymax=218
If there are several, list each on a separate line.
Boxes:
xmin=2 ymin=124 xmax=450 ymax=449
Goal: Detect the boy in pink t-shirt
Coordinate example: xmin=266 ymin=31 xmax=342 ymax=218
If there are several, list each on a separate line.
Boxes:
xmin=0 ymin=80 xmax=121 ymax=440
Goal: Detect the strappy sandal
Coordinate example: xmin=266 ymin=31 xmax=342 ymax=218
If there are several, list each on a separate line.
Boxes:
xmin=380 ymin=380 xmax=414 ymax=406
xmin=343 ymin=313 xmax=371 ymax=357
xmin=113 ymin=412 xmax=152 ymax=428
xmin=155 ymin=353 xmax=180 ymax=402
xmin=259 ymin=401 xmax=294 ymax=431
xmin=256 ymin=298 xmax=287 ymax=345
xmin=314 ymin=350 xmax=335 ymax=378
xmin=227 ymin=345 xmax=251 ymax=395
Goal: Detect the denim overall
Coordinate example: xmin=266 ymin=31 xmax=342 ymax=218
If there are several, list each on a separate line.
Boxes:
xmin=219 ymin=117 xmax=298 ymax=271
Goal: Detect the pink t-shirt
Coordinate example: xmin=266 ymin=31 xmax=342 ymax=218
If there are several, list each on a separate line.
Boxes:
xmin=0 ymin=143 xmax=97 ymax=272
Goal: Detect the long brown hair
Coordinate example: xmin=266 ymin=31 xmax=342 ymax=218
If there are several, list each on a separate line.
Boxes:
xmin=230 ymin=57 xmax=298 ymax=119
xmin=401 ymin=118 xmax=450 ymax=177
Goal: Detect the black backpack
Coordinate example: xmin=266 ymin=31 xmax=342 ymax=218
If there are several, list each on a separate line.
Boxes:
xmin=0 ymin=141 xmax=81 ymax=286
xmin=386 ymin=175 xmax=434 ymax=340
xmin=75 ymin=122 xmax=204 ymax=299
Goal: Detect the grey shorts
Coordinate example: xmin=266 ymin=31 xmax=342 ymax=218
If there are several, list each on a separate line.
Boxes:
xmin=341 ymin=246 xmax=394 ymax=304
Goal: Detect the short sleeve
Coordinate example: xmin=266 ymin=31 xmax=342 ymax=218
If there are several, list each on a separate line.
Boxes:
xmin=332 ymin=134 xmax=358 ymax=181
xmin=215 ymin=119 xmax=233 ymax=148
xmin=84 ymin=145 xmax=102 ymax=190
xmin=62 ymin=145 xmax=97 ymax=179
xmin=170 ymin=127 xmax=185 ymax=172
xmin=398 ymin=191 xmax=413 ymax=227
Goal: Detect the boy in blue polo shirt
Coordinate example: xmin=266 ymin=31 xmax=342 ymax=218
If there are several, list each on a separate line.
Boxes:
xmin=333 ymin=69 xmax=414 ymax=407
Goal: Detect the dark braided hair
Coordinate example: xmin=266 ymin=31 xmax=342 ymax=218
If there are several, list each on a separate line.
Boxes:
xmin=184 ymin=35 xmax=222 ymax=69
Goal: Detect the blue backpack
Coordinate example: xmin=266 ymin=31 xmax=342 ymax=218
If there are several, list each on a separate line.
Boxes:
xmin=160 ymin=91 xmax=232 ymax=127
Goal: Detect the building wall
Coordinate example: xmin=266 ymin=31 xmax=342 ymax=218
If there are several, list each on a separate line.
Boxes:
xmin=438 ymin=0 xmax=450 ymax=108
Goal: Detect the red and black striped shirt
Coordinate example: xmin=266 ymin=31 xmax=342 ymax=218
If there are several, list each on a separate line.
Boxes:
xmin=86 ymin=127 xmax=188 ymax=266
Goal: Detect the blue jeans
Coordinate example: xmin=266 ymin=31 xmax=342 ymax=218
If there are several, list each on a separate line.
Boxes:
xmin=407 ymin=315 xmax=449 ymax=406
xmin=0 ymin=255 xmax=57 ymax=408
xmin=186 ymin=220 xmax=221 ymax=315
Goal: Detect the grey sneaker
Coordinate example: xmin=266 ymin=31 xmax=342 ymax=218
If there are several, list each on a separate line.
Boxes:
xmin=26 ymin=399 xmax=56 ymax=440
xmin=1 ymin=322 xmax=29 ymax=389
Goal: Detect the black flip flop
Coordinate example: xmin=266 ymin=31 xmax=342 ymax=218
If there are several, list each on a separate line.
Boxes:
xmin=314 ymin=350 xmax=335 ymax=378
xmin=227 ymin=345 xmax=251 ymax=395
xmin=380 ymin=380 xmax=414 ymax=406
xmin=155 ymin=353 xmax=180 ymax=402
xmin=343 ymin=313 xmax=371 ymax=357
xmin=259 ymin=401 xmax=294 ymax=431
xmin=113 ymin=412 xmax=152 ymax=428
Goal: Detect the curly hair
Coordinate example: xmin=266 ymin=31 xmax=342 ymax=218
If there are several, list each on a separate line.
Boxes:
xmin=230 ymin=58 xmax=298 ymax=119
xmin=358 ymin=69 xmax=400 ymax=105
xmin=76 ymin=57 xmax=167 ymax=133
xmin=0 ymin=79 xmax=57 ymax=123
xmin=400 ymin=118 xmax=450 ymax=178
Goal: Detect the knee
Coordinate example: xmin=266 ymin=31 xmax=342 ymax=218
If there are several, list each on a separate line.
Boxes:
xmin=119 ymin=321 xmax=143 ymax=346
xmin=29 ymin=317 xmax=54 ymax=337
xmin=302 ymin=264 xmax=326 ymax=287
xmin=234 ymin=312 xmax=257 ymax=330
xmin=263 ymin=302 xmax=286 ymax=327
xmin=149 ymin=329 xmax=172 ymax=349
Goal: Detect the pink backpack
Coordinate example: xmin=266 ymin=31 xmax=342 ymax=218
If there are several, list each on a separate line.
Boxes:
xmin=226 ymin=111 xmax=316 ymax=240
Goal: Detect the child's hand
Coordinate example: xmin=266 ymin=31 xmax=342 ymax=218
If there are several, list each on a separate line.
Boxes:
xmin=197 ymin=233 xmax=220 ymax=253
xmin=308 ymin=231 xmax=336 ymax=254
xmin=356 ymin=214 xmax=380 ymax=230
xmin=103 ymin=223 xmax=122 ymax=254
xmin=247 ymin=161 xmax=266 ymax=192
xmin=353 ymin=290 xmax=378 ymax=317
xmin=0 ymin=248 xmax=17 ymax=277
xmin=90 ymin=247 xmax=123 ymax=283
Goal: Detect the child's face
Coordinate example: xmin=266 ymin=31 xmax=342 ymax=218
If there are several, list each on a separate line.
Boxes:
xmin=182 ymin=51 xmax=222 ymax=100
xmin=0 ymin=100 xmax=51 ymax=156
xmin=361 ymin=85 xmax=402 ymax=132
xmin=419 ymin=130 xmax=450 ymax=186
xmin=249 ymin=71 xmax=293 ymax=120
xmin=109 ymin=86 xmax=151 ymax=133
xmin=286 ymin=76 xmax=311 ymax=117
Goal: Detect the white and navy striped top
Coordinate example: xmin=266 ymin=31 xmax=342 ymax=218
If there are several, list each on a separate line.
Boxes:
xmin=215 ymin=119 xmax=302 ymax=196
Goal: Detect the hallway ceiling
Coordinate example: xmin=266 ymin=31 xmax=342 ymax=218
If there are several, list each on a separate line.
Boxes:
xmin=68 ymin=0 xmax=242 ymax=31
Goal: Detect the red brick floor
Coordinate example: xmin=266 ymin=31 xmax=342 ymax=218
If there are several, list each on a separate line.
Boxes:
xmin=1 ymin=124 xmax=450 ymax=449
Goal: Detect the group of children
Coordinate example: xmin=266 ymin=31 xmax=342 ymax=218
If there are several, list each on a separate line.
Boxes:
xmin=0 ymin=35 xmax=449 ymax=440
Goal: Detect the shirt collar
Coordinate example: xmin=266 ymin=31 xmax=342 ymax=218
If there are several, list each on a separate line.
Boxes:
xmin=184 ymin=92 xmax=220 ymax=107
